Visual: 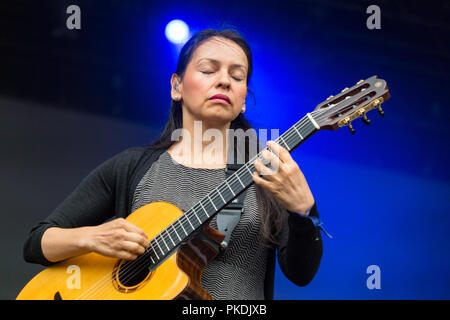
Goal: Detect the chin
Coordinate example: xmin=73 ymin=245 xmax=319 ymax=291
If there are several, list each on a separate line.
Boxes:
xmin=202 ymin=110 xmax=236 ymax=126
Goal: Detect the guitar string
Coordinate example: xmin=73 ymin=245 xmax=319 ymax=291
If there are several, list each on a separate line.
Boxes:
xmin=76 ymin=113 xmax=319 ymax=300
xmin=75 ymin=112 xmax=320 ymax=299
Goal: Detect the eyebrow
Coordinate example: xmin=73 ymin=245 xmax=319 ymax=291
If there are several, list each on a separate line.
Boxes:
xmin=196 ymin=58 xmax=247 ymax=71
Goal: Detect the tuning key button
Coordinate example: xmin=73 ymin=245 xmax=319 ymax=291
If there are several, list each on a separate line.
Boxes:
xmin=377 ymin=105 xmax=385 ymax=117
xmin=362 ymin=113 xmax=371 ymax=125
xmin=348 ymin=122 xmax=356 ymax=134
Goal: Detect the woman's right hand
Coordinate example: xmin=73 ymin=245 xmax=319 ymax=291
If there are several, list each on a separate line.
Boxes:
xmin=83 ymin=218 xmax=149 ymax=261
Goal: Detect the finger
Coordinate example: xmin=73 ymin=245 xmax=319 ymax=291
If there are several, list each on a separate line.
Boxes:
xmin=252 ymin=171 xmax=275 ymax=192
xmin=254 ymin=157 xmax=276 ymax=177
xmin=122 ymin=240 xmax=146 ymax=256
xmin=267 ymin=140 xmax=291 ymax=163
xmin=103 ymin=245 xmax=138 ymax=260
xmin=261 ymin=149 xmax=282 ymax=173
xmin=121 ymin=220 xmax=149 ymax=241
xmin=118 ymin=250 xmax=138 ymax=261
xmin=122 ymin=231 xmax=149 ymax=249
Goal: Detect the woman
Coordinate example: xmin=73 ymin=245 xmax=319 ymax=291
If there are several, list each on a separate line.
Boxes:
xmin=23 ymin=29 xmax=323 ymax=300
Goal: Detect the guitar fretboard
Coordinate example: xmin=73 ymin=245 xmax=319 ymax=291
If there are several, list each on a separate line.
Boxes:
xmin=145 ymin=113 xmax=320 ymax=269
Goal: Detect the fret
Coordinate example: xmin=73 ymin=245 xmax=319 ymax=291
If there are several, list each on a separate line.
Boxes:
xmin=200 ymin=200 xmax=208 ymax=218
xmin=236 ymin=174 xmax=245 ymax=188
xmin=146 ymin=248 xmax=156 ymax=264
xmin=165 ymin=229 xmax=176 ymax=247
xmin=278 ymin=135 xmax=290 ymax=151
xmin=159 ymin=234 xmax=170 ymax=252
xmin=149 ymin=242 xmax=160 ymax=260
xmin=177 ymin=219 xmax=188 ymax=236
xmin=155 ymin=238 xmax=165 ymax=255
xmin=185 ymin=215 xmax=195 ymax=231
xmin=206 ymin=194 xmax=216 ymax=212
xmin=217 ymin=189 xmax=226 ymax=204
xmin=225 ymin=180 xmax=235 ymax=196
xmin=244 ymin=163 xmax=253 ymax=176
xmin=171 ymin=224 xmax=182 ymax=241
xmin=242 ymin=167 xmax=254 ymax=185
xmin=293 ymin=125 xmax=303 ymax=140
xmin=191 ymin=207 xmax=202 ymax=224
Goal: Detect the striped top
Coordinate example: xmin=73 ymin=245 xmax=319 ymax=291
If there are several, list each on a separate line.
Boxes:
xmin=131 ymin=151 xmax=268 ymax=300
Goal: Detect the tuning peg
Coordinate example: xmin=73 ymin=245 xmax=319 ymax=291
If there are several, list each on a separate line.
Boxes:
xmin=326 ymin=95 xmax=334 ymax=100
xmin=341 ymin=87 xmax=349 ymax=93
xmin=348 ymin=122 xmax=356 ymax=134
xmin=362 ymin=113 xmax=371 ymax=125
xmin=377 ymin=104 xmax=385 ymax=117
xmin=357 ymin=80 xmax=364 ymax=85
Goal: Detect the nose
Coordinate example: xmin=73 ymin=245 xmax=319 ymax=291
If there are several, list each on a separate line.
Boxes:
xmin=216 ymin=69 xmax=231 ymax=90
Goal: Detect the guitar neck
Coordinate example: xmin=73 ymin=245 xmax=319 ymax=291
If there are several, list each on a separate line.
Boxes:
xmin=145 ymin=113 xmax=321 ymax=268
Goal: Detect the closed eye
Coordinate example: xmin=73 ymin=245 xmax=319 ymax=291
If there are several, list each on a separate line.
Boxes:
xmin=201 ymin=71 xmax=243 ymax=81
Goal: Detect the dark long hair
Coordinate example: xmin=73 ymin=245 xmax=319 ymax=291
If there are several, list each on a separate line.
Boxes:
xmin=151 ymin=28 xmax=285 ymax=246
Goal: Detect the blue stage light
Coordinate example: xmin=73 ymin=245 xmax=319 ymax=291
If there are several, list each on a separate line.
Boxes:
xmin=165 ymin=20 xmax=189 ymax=44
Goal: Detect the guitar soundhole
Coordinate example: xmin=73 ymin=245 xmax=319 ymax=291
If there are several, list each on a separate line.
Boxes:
xmin=112 ymin=258 xmax=152 ymax=293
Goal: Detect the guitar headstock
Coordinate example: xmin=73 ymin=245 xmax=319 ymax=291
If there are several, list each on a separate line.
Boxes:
xmin=311 ymin=76 xmax=390 ymax=133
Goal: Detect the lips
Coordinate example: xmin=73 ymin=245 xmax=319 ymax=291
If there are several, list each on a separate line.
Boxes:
xmin=209 ymin=94 xmax=231 ymax=104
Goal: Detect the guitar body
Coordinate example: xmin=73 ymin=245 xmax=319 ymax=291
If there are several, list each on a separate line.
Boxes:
xmin=17 ymin=201 xmax=224 ymax=300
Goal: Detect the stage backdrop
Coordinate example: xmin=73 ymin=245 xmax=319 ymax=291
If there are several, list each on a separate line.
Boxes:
xmin=0 ymin=0 xmax=449 ymax=299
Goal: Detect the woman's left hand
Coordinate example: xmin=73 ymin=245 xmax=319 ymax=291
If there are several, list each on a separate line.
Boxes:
xmin=252 ymin=140 xmax=315 ymax=216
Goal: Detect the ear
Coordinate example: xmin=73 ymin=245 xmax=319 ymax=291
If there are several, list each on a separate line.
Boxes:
xmin=171 ymin=73 xmax=182 ymax=89
xmin=170 ymin=73 xmax=182 ymax=100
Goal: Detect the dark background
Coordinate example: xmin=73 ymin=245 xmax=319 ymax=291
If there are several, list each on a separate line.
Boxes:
xmin=1 ymin=0 xmax=449 ymax=299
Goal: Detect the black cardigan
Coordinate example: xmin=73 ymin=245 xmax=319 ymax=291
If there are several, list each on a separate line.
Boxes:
xmin=23 ymin=146 xmax=323 ymax=299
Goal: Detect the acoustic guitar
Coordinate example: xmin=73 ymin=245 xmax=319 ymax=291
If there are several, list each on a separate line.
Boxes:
xmin=17 ymin=76 xmax=390 ymax=300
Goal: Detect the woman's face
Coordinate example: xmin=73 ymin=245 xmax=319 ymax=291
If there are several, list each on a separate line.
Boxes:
xmin=174 ymin=36 xmax=249 ymax=127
